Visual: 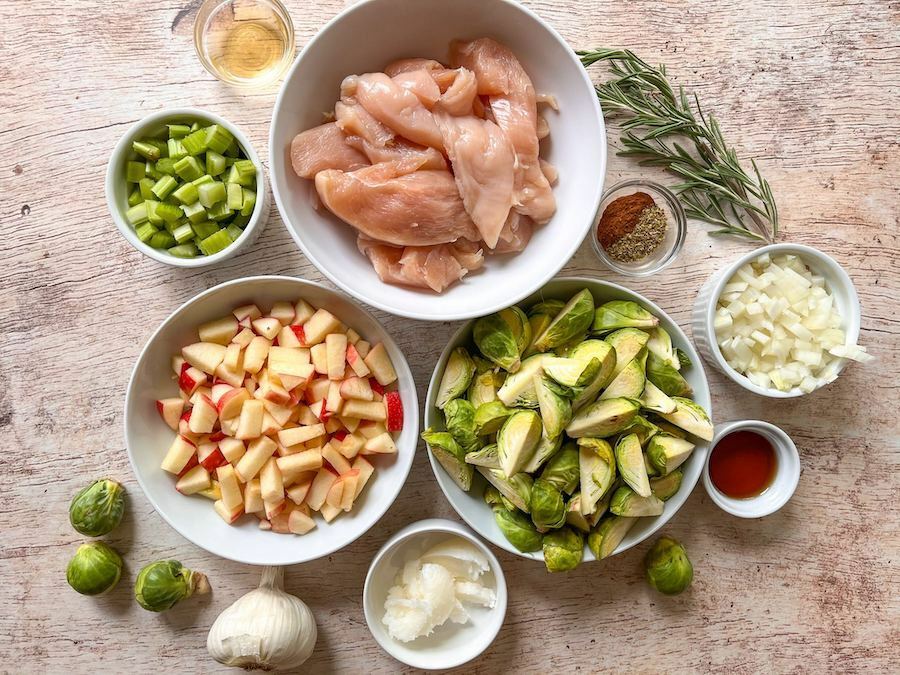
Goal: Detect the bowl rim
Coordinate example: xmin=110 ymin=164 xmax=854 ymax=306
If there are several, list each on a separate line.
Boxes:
xmin=267 ymin=0 xmax=607 ymax=321
xmin=701 ymin=243 xmax=861 ymax=398
xmin=423 ymin=275 xmax=712 ymax=562
xmin=105 ymin=106 xmax=267 ymax=268
xmin=362 ymin=518 xmax=508 ymax=670
xmin=123 ymin=274 xmax=419 ymax=565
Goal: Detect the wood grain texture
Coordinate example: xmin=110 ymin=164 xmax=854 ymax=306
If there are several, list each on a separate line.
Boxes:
xmin=1 ymin=0 xmax=898 ymax=672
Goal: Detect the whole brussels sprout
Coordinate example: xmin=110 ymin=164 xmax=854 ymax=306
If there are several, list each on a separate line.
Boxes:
xmin=66 ymin=542 xmax=123 ymax=596
xmin=436 ymin=347 xmax=476 ymax=409
xmin=69 ymin=478 xmax=125 ymax=537
xmin=542 ymin=527 xmax=584 ymax=573
xmin=532 ymin=289 xmax=595 ymax=352
xmin=493 ymin=507 xmax=543 ymax=553
xmin=135 ymin=560 xmax=210 ymax=612
xmin=530 ymin=478 xmax=567 ymax=531
xmin=540 ymin=443 xmax=580 ymax=494
xmin=645 ymin=536 xmax=693 ymax=595
xmin=592 ymin=301 xmax=659 ymax=333
xmin=443 ymin=399 xmax=480 ymax=454
xmin=473 ymin=308 xmax=528 ymax=373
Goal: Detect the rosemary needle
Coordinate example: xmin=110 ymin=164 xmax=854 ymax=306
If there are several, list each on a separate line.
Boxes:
xmin=577 ymin=48 xmax=778 ymax=242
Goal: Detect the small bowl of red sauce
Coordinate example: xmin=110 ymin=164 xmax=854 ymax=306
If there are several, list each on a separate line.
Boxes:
xmin=702 ymin=420 xmax=800 ymax=518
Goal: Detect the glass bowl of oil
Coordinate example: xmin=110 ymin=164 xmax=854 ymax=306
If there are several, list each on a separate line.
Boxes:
xmin=194 ymin=0 xmax=295 ymax=88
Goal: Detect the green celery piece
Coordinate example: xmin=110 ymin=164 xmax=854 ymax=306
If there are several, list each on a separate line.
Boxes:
xmin=233 ymin=159 xmax=256 ymax=180
xmin=224 ymin=139 xmax=240 ymax=158
xmin=127 ymin=189 xmax=143 ymax=207
xmin=206 ymin=151 xmax=226 ymax=177
xmin=163 ymin=218 xmax=181 ymax=234
xmin=156 ymin=202 xmax=183 ymax=223
xmin=199 ymin=228 xmax=233 ymax=255
xmin=171 ymin=182 xmax=199 ymax=206
xmin=125 ymin=202 xmax=149 ymax=225
xmin=132 ymin=140 xmax=160 ymax=161
xmin=181 ymin=129 xmax=208 ymax=156
xmin=145 ymin=199 xmax=163 ymax=226
xmin=144 ymin=162 xmax=163 ymax=180
xmin=125 ymin=160 xmax=146 ymax=183
xmin=189 ymin=121 xmax=200 ymax=132
xmin=147 ymin=139 xmax=168 ymax=158
xmin=135 ymin=222 xmax=157 ymax=242
xmin=167 ymin=123 xmax=191 ymax=139
xmin=206 ymin=202 xmax=233 ymax=221
xmin=167 ymin=138 xmax=188 ymax=161
xmin=198 ymin=181 xmax=226 ymax=208
xmin=168 ymin=242 xmax=199 ymax=258
xmin=155 ymin=158 xmax=177 ymax=176
xmin=192 ymin=220 xmax=220 ymax=240
xmin=205 ymin=124 xmax=234 ymax=155
xmin=149 ymin=230 xmax=176 ymax=249
xmin=151 ymin=175 xmax=178 ymax=200
xmin=240 ymin=189 xmax=256 ymax=216
xmin=174 ymin=156 xmax=204 ymax=182
xmin=192 ymin=174 xmax=214 ymax=187
xmin=172 ymin=223 xmax=195 ymax=244
xmin=181 ymin=202 xmax=206 ymax=223
xmin=138 ymin=177 xmax=155 ymax=200
xmin=227 ymin=183 xmax=244 ymax=210
xmin=225 ymin=157 xmax=236 ymax=167
xmin=224 ymin=224 xmax=243 ymax=241
xmin=231 ymin=212 xmax=250 ymax=228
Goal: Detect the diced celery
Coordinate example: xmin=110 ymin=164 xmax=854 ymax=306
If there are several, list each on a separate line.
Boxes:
xmin=240 ymin=188 xmax=257 ymax=216
xmin=174 ymin=156 xmax=204 ymax=182
xmin=192 ymin=174 xmax=214 ymax=187
xmin=135 ymin=222 xmax=157 ymax=242
xmin=146 ymin=139 xmax=168 ymax=158
xmin=145 ymin=162 xmax=163 ymax=180
xmin=224 ymin=139 xmax=239 ymax=158
xmin=198 ymin=181 xmax=226 ymax=208
xmin=226 ymin=182 xmax=243 ymax=210
xmin=192 ymin=220 xmax=220 ymax=240
xmin=126 ymin=161 xmax=146 ymax=183
xmin=167 ymin=123 xmax=191 ymax=139
xmin=149 ymin=230 xmax=176 ymax=249
xmin=171 ymin=182 xmax=199 ymax=205
xmin=127 ymin=189 xmax=143 ymax=207
xmin=156 ymin=202 xmax=183 ymax=223
xmin=139 ymin=177 xmax=155 ymax=200
xmin=167 ymin=138 xmax=188 ymax=160
xmin=163 ymin=218 xmax=181 ymax=234
xmin=168 ymin=242 xmax=199 ymax=258
xmin=206 ymin=151 xmax=226 ymax=177
xmin=199 ymin=228 xmax=233 ymax=255
xmin=132 ymin=140 xmax=160 ymax=161
xmin=155 ymin=158 xmax=177 ymax=176
xmin=225 ymin=224 xmax=243 ymax=241
xmin=207 ymin=202 xmax=233 ymax=221
xmin=145 ymin=199 xmax=163 ymax=226
xmin=151 ymin=176 xmax=178 ymax=200
xmin=190 ymin=121 xmax=200 ymax=132
xmin=181 ymin=202 xmax=206 ymax=223
xmin=231 ymin=213 xmax=250 ymax=228
xmin=182 ymin=129 xmax=208 ymax=155
xmin=205 ymin=124 xmax=234 ymax=154
xmin=126 ymin=202 xmax=149 ymax=225
xmin=172 ymin=223 xmax=195 ymax=244
xmin=233 ymin=159 xmax=256 ymax=180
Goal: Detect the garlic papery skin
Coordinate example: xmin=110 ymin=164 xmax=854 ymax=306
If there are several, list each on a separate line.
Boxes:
xmin=207 ymin=566 xmax=316 ymax=671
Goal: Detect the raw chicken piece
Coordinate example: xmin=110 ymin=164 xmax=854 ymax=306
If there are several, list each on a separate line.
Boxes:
xmin=315 ymin=160 xmax=480 ymax=246
xmin=450 ymin=38 xmax=556 ymax=224
xmin=493 ymin=213 xmax=534 ymax=254
xmin=359 ymin=237 xmax=484 ymax=293
xmin=348 ymin=73 xmax=444 ymax=150
xmin=392 ymin=70 xmax=441 ymax=109
xmin=335 ymin=99 xmax=395 ymax=147
xmin=434 ymin=111 xmax=515 ymax=248
xmin=290 ymin=122 xmax=369 ymax=179
xmin=345 ymin=136 xmax=447 ymax=170
xmin=540 ymin=158 xmax=558 ymax=185
xmin=434 ymin=68 xmax=478 ymax=117
xmin=384 ymin=58 xmax=445 ymax=77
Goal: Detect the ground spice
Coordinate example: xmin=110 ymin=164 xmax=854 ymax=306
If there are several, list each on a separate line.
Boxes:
xmin=597 ymin=191 xmax=655 ymax=249
xmin=597 ymin=191 xmax=668 ymax=263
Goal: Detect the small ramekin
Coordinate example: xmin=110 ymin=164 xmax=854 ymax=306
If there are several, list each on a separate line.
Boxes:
xmin=692 ymin=243 xmax=861 ymax=398
xmin=105 ymin=107 xmax=269 ymax=268
xmin=363 ymin=518 xmax=507 ymax=670
xmin=591 ymin=179 xmax=686 ymax=276
xmin=702 ymin=420 xmax=800 ymax=518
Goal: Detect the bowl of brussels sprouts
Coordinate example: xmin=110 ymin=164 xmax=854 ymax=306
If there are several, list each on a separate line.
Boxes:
xmin=423 ymin=277 xmax=713 ymax=571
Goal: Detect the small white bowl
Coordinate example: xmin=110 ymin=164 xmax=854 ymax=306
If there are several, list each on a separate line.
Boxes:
xmin=702 ymin=420 xmax=800 ymax=518
xmin=692 ymin=243 xmax=861 ymax=398
xmin=124 ymin=276 xmax=419 ymax=565
xmin=106 ymin=107 xmax=269 ymax=268
xmin=269 ymin=0 xmax=606 ymax=320
xmin=363 ymin=518 xmax=507 ymax=670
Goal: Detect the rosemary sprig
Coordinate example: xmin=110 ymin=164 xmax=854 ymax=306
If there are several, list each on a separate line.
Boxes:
xmin=577 ymin=48 xmax=778 ymax=242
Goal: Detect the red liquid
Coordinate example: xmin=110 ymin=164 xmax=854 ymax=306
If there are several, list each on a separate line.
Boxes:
xmin=709 ymin=430 xmax=777 ymax=499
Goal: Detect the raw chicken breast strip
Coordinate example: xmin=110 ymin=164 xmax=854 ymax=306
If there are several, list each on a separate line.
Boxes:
xmin=435 ymin=68 xmax=478 ymax=116
xmin=334 ymin=100 xmax=395 ymax=147
xmin=358 ymin=237 xmax=484 ymax=293
xmin=290 ymin=122 xmax=369 ymax=179
xmin=345 ymin=135 xmax=447 ymax=170
xmin=392 ymin=70 xmax=441 ymax=109
xmin=494 ymin=212 xmax=534 ymax=254
xmin=315 ymin=160 xmax=481 ymax=247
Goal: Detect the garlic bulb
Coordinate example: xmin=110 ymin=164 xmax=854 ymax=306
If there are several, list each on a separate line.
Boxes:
xmin=207 ymin=567 xmax=316 ymax=671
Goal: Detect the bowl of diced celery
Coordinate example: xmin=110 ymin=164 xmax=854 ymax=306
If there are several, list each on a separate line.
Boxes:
xmin=106 ymin=108 xmax=268 ymax=266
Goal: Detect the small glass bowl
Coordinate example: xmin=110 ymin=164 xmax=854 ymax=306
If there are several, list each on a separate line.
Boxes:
xmin=590 ymin=179 xmax=686 ymax=277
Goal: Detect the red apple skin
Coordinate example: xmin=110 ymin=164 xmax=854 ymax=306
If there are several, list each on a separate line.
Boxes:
xmin=200 ymin=447 xmax=227 ymax=472
xmin=177 ymin=453 xmax=200 ymax=479
xmin=384 ymin=391 xmax=403 ymax=432
xmin=290 ymin=325 xmax=307 ymax=347
xmin=209 ymin=431 xmax=226 ymax=442
xmin=369 ymin=378 xmax=385 ymax=396
xmin=332 ymin=430 xmax=348 ymax=442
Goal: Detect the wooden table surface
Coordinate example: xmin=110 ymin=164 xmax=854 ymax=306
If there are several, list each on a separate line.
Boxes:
xmin=2 ymin=0 xmax=898 ymax=672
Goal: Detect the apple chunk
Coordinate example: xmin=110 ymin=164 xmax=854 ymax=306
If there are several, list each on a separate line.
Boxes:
xmin=235 ymin=436 xmax=277 ymax=482
xmin=363 ymin=432 xmax=397 ymax=455
xmin=383 ymin=391 xmax=403 ymax=432
xmin=326 ymin=333 xmax=348 ymax=380
xmin=363 ymin=343 xmax=397 ymax=386
xmin=176 ymin=465 xmax=211 ymax=495
xmin=339 ymin=377 xmax=373 ymax=401
xmin=270 ymin=301 xmax=295 ymax=325
xmin=188 ymin=395 xmax=217 ymax=434
xmin=243 ymin=336 xmax=271 ymax=374
xmin=306 ymin=468 xmax=337 ymax=511
xmin=260 ymin=457 xmax=284 ymax=503
xmin=288 ymin=509 xmax=316 ymax=535
xmin=293 ymin=299 xmax=316 ymax=325
xmin=198 ymin=316 xmax=239 ymax=345
xmin=217 ymin=387 xmax=250 ymax=420
xmin=214 ymin=500 xmax=243 ymax=524
xmin=269 ymin=347 xmax=314 ymax=378
xmin=252 ymin=317 xmax=282 ymax=340
xmin=179 ymin=366 xmax=207 ymax=395
xmin=182 ymin=342 xmax=227 ymax=375
xmin=161 ymin=436 xmax=197 ymax=474
xmin=346 ymin=343 xmax=371 ymax=377
xmin=156 ymin=398 xmax=184 ymax=430
xmin=303 ymin=309 xmax=341 ymax=346
xmin=235 ymin=399 xmax=265 ymax=440
xmin=244 ymin=479 xmax=263 ymax=513
xmin=278 ymin=424 xmax=325 ymax=447
xmin=233 ymin=304 xmax=262 ymax=321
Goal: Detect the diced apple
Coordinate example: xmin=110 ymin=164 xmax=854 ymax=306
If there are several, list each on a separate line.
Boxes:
xmin=219 ymin=437 xmax=246 ymax=463
xmin=189 ymin=386 xmax=212 ymax=405
xmin=297 ymin=404 xmax=319 ymax=426
xmin=324 ymin=416 xmax=344 ymax=434
xmin=288 ymin=509 xmax=316 ymax=535
xmin=363 ymin=343 xmax=397 ymax=386
xmin=260 ymin=411 xmax=282 ymax=436
xmin=260 ymin=457 xmax=284 ymax=503
xmin=352 ymin=456 xmax=375 ymax=498
xmin=356 ymin=340 xmax=371 ymax=358
xmin=214 ymin=360 xmax=244 ymax=387
xmin=270 ymin=301 xmax=295 ymax=325
xmin=172 ymin=355 xmax=186 ymax=376
xmin=325 ymin=477 xmax=344 ymax=508
xmin=339 ymin=376 xmax=373 ymax=401
xmin=232 ymin=327 xmax=255 ymax=348
xmin=310 ymin=343 xmax=328 ymax=374
xmin=176 ymin=465 xmax=211 ymax=495
xmin=303 ymin=309 xmax=341 ymax=346
xmin=325 ymin=333 xmax=348 ymax=380
xmin=341 ymin=400 xmax=386 ymax=422
xmin=252 ymin=317 xmax=282 ymax=340
xmin=289 ymin=325 xmax=307 ymax=347
xmin=264 ymin=498 xmax=286 ymax=520
xmin=156 ymin=398 xmax=184 ymax=430
xmin=186 ymin=395 xmax=215 ymax=434
xmin=219 ymin=415 xmax=239 ymax=437
xmin=176 ymin=453 xmax=199 ymax=479
xmin=309 ymin=399 xmax=330 ymax=422
xmin=286 ymin=474 xmax=314 ymax=504
xmin=325 ymin=381 xmax=343 ymax=414
xmin=278 ymin=424 xmax=325 ymax=447
xmin=277 ymin=448 xmax=324 ymax=477
xmin=244 ymin=479 xmax=263 ymax=513
xmin=200 ymin=447 xmax=227 ymax=472
xmin=217 ymin=464 xmax=243 ymax=510
xmin=363 ymin=432 xmax=397 ymax=455
xmin=304 ymin=378 xmax=330 ymax=404
xmin=293 ymin=299 xmax=316 ymax=325
xmin=179 ymin=366 xmax=207 ymax=395
xmin=199 ymin=316 xmax=239 ymax=345
xmin=346 ymin=343 xmax=371 ymax=378
xmin=223 ymin=343 xmax=242 ymax=371
xmin=198 ymin=481 xmax=221 ymax=501
xmin=340 ymin=471 xmax=360 ymax=511
xmin=178 ymin=410 xmax=192 ymax=437
xmin=235 ymin=436 xmax=277 ymax=482
xmin=245 ymin=377 xmax=257 ymax=395
xmin=217 ymin=387 xmax=250 ymax=420
xmin=306 ymin=468 xmax=337 ymax=511
xmin=263 ymin=401 xmax=293 ymax=427
xmin=339 ymin=416 xmax=361 ymax=433
xmin=323 ymin=443 xmax=352 ymax=474
xmin=346 ymin=328 xmax=361 ymax=344
xmin=383 ymin=391 xmax=403 ymax=432
xmin=236 ymin=399 xmax=265 ymax=440
xmin=319 ymin=502 xmax=342 ymax=523
xmin=243 ymin=336 xmax=272 ymax=374
xmin=269 ymin=346 xmax=314 ymax=378
xmin=182 ymin=342 xmax=227 ymax=375
xmin=233 ymin=304 xmax=262 ymax=321
xmin=338 ymin=433 xmax=366 ymax=460
xmin=358 ymin=421 xmax=388 ymax=439
xmin=257 ymin=371 xmax=291 ymax=406
xmin=214 ymin=499 xmax=243 ymax=524
xmin=210 ymin=383 xmax=234 ymax=406
xmin=277 ymin=325 xmax=302 ymax=348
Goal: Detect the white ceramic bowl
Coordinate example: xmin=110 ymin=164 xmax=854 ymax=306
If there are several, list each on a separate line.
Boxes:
xmin=124 ymin=276 xmax=418 ymax=565
xmin=106 ymin=107 xmax=269 ymax=267
xmin=702 ymin=420 xmax=800 ymax=518
xmin=363 ymin=518 xmax=507 ymax=670
xmin=424 ymin=277 xmax=713 ymax=562
xmin=692 ymin=243 xmax=861 ymax=398
xmin=269 ymin=0 xmax=606 ymax=320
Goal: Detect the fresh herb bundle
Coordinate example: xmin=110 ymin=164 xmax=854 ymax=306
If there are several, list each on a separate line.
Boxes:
xmin=578 ymin=48 xmax=778 ymax=242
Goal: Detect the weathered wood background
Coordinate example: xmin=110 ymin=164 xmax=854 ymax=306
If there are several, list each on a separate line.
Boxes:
xmin=1 ymin=0 xmax=898 ymax=672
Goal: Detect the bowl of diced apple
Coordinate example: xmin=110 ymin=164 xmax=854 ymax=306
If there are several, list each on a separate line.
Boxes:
xmin=125 ymin=275 xmax=418 ymax=565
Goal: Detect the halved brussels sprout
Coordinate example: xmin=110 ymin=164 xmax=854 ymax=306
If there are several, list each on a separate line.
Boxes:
xmin=652 ymin=419 xmax=689 ymax=439
xmin=568 ymin=340 xmax=618 ymax=410
xmin=640 ymin=380 xmax=677 ymax=414
xmin=135 ymin=560 xmax=209 ymax=612
xmin=592 ymin=301 xmax=659 ymax=333
xmin=467 ymin=368 xmax=499 ymax=409
xmin=66 ymin=542 xmax=123 ymax=596
xmin=645 ymin=536 xmax=693 ymax=595
xmin=609 ymin=485 xmax=665 ymax=517
xmin=540 ymin=442 xmax=580 ymax=494
xmin=478 ymin=467 xmax=533 ymax=512
xmin=542 ymin=527 xmax=584 ymax=572
xmin=521 ymin=432 xmax=563 ymax=474
xmin=444 ymin=399 xmax=480 ymax=454
xmin=565 ymin=494 xmax=592 ymax=533
xmin=532 ymin=289 xmax=595 ymax=352
xmin=542 ymin=356 xmax=600 ymax=389
xmin=676 ymin=348 xmax=693 ymax=369
xmin=650 ymin=467 xmax=684 ymax=501
xmin=646 ymin=326 xmax=679 ymax=370
xmin=69 ymin=478 xmax=125 ymax=537
xmin=644 ymin=452 xmax=659 ymax=478
xmin=566 ymin=397 xmax=641 ymax=438
xmin=493 ymin=506 xmax=543 ymax=552
xmin=620 ymin=415 xmax=660 ymax=447
xmin=465 ymin=443 xmax=500 ymax=469
xmin=587 ymin=514 xmax=637 ymax=559
xmin=484 ymin=483 xmax=517 ymax=511
xmin=497 ymin=354 xmax=547 ymax=407
xmin=474 ymin=401 xmax=515 ymax=435
xmin=530 ymin=478 xmax=567 ymax=531
xmin=658 ymin=398 xmax=713 ymax=441
xmin=599 ymin=356 xmax=646 ymax=400
xmin=577 ymin=437 xmax=616 ymax=515
xmin=497 ymin=410 xmax=542 ymax=476
xmin=473 ymin=310 xmax=525 ymax=373
xmin=436 ymin=347 xmax=476 ymax=409
xmin=422 ymin=430 xmax=474 ymax=491
xmin=646 ymin=433 xmax=696 ymax=476
xmin=605 ymin=328 xmax=650 ymax=377
xmin=615 ymin=433 xmax=651 ymax=497
xmin=504 ymin=306 xmax=532 ymax=354
xmin=646 ymin=352 xmax=693 ymax=397
xmin=534 ymin=375 xmax=572 ymax=439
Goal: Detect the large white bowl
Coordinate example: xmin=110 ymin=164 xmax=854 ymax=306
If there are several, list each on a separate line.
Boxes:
xmin=424 ymin=277 xmax=713 ymax=563
xmin=269 ymin=0 xmax=606 ymax=321
xmin=125 ymin=276 xmax=419 ymax=565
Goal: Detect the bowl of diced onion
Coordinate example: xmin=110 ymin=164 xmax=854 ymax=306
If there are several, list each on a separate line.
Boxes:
xmin=692 ymin=243 xmax=870 ymax=397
